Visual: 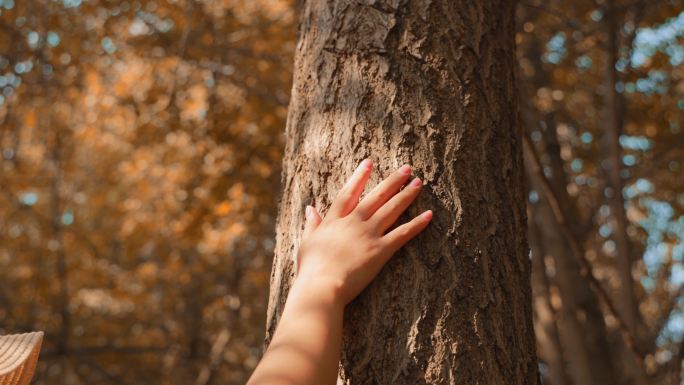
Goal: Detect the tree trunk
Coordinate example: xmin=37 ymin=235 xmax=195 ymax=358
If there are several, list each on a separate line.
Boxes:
xmin=517 ymin=17 xmax=620 ymax=384
xmin=602 ymin=3 xmax=648 ymax=384
xmin=528 ymin=207 xmax=572 ymax=385
xmin=603 ymin=0 xmax=641 ymax=337
xmin=266 ymin=1 xmax=539 ymax=384
xmin=531 ymin=193 xmax=620 ymax=385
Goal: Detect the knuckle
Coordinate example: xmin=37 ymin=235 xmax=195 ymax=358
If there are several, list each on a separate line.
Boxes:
xmin=388 ymin=201 xmax=403 ymax=215
xmin=375 ymin=190 xmax=388 ymax=202
xmin=352 ymin=208 xmax=367 ymax=220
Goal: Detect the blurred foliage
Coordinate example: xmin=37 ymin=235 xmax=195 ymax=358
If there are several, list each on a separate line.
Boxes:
xmin=1 ymin=0 xmax=683 ymax=385
xmin=518 ymin=1 xmax=684 ymax=384
xmin=0 ymin=0 xmax=294 ymax=384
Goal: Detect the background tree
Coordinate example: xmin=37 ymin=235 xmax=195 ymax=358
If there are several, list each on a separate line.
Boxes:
xmin=518 ymin=1 xmax=684 ymax=384
xmin=265 ymin=1 xmax=539 ymax=384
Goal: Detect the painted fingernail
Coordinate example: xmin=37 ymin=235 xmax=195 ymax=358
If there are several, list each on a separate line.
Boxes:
xmin=411 ymin=178 xmax=422 ymax=187
xmin=421 ymin=210 xmax=433 ymax=221
xmin=399 ymin=164 xmax=411 ymax=175
xmin=359 ymin=158 xmax=372 ymax=170
xmin=305 ymin=205 xmax=313 ymax=219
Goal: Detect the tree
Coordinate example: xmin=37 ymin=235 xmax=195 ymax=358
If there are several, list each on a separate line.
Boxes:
xmin=2 ymin=0 xmax=683 ymax=384
xmin=518 ymin=1 xmax=684 ymax=384
xmin=265 ymin=1 xmax=539 ymax=384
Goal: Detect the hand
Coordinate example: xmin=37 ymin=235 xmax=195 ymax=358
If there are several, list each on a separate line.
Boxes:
xmin=294 ymin=159 xmax=432 ymax=305
xmin=247 ymin=159 xmax=431 ymax=385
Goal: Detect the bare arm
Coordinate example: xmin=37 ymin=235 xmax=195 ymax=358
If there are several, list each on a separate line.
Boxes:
xmin=247 ymin=159 xmax=432 ymax=385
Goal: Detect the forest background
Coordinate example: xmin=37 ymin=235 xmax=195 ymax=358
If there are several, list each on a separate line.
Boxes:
xmin=0 ymin=0 xmax=682 ymax=384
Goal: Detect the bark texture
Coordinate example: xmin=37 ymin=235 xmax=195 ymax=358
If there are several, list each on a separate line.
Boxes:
xmin=266 ymin=1 xmax=538 ymax=384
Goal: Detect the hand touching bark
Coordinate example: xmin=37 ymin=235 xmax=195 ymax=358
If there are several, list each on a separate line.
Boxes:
xmin=295 ymin=159 xmax=433 ymax=305
xmin=247 ymin=159 xmax=431 ymax=385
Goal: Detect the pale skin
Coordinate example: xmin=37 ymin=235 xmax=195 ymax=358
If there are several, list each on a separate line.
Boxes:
xmin=246 ymin=159 xmax=433 ymax=385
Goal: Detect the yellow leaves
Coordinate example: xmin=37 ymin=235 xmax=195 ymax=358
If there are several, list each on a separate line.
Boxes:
xmin=114 ymin=81 xmax=128 ymax=97
xmin=217 ymin=82 xmax=247 ymax=108
xmin=253 ymin=159 xmax=273 ymax=178
xmin=121 ymin=216 xmax=139 ymax=237
xmin=202 ymin=145 xmax=234 ymax=175
xmin=228 ymin=183 xmax=245 ymax=201
xmin=12 ymin=264 xmax=33 ymax=280
xmin=201 ymin=31 xmax=214 ymax=46
xmin=245 ymin=269 xmax=269 ymax=287
xmin=549 ymin=286 xmax=563 ymax=311
xmin=85 ymin=69 xmax=102 ymax=95
xmin=223 ymin=295 xmax=241 ymax=310
xmin=228 ymin=222 xmax=247 ymax=236
xmin=1 ymin=0 xmax=294 ymax=382
xmin=179 ymin=84 xmax=208 ymax=122
xmin=178 ymin=272 xmax=192 ymax=285
xmin=75 ymin=288 xmax=135 ymax=315
xmin=215 ymin=201 xmax=232 ymax=216
xmin=136 ymin=261 xmax=159 ymax=282
xmin=534 ymin=87 xmax=555 ymax=113
xmin=627 ymin=205 xmax=648 ymax=223
xmin=197 ymin=221 xmax=247 ymax=256
xmin=226 ymin=0 xmax=295 ymax=24
xmin=23 ymin=111 xmax=36 ymax=128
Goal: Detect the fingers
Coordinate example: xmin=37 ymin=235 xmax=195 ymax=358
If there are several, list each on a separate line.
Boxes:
xmin=302 ymin=205 xmax=322 ymax=239
xmin=328 ymin=159 xmax=373 ymax=218
xmin=354 ymin=164 xmax=412 ymax=219
xmin=370 ymin=177 xmax=423 ymax=232
xmin=382 ymin=210 xmax=433 ymax=253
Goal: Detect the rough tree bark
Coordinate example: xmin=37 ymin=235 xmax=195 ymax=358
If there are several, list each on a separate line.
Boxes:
xmin=266 ymin=1 xmax=539 ymax=384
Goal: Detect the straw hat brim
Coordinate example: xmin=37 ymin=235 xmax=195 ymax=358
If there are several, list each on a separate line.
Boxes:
xmin=0 ymin=332 xmax=44 ymax=385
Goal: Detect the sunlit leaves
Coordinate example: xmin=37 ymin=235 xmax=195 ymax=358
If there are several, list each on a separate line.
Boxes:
xmin=0 ymin=0 xmax=294 ymax=384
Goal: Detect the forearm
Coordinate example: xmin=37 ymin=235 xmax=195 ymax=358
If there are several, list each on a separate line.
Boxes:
xmin=247 ymin=279 xmax=344 ymax=385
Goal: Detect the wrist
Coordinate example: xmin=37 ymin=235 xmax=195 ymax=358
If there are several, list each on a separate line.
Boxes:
xmin=288 ymin=274 xmax=346 ymax=310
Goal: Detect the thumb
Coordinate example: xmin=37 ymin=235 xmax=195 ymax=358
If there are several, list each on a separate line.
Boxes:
xmin=302 ymin=205 xmax=322 ymax=239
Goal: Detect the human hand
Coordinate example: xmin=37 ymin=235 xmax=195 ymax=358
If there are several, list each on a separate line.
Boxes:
xmin=294 ymin=159 xmax=432 ymax=306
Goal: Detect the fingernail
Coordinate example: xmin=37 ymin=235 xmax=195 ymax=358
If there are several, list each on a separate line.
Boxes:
xmin=359 ymin=158 xmax=372 ymax=170
xmin=399 ymin=164 xmax=411 ymax=175
xmin=305 ymin=205 xmax=312 ymax=219
xmin=411 ymin=178 xmax=422 ymax=187
xmin=421 ymin=210 xmax=433 ymax=221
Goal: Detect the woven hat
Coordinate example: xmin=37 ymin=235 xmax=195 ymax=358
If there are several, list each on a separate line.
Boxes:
xmin=0 ymin=332 xmax=43 ymax=385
